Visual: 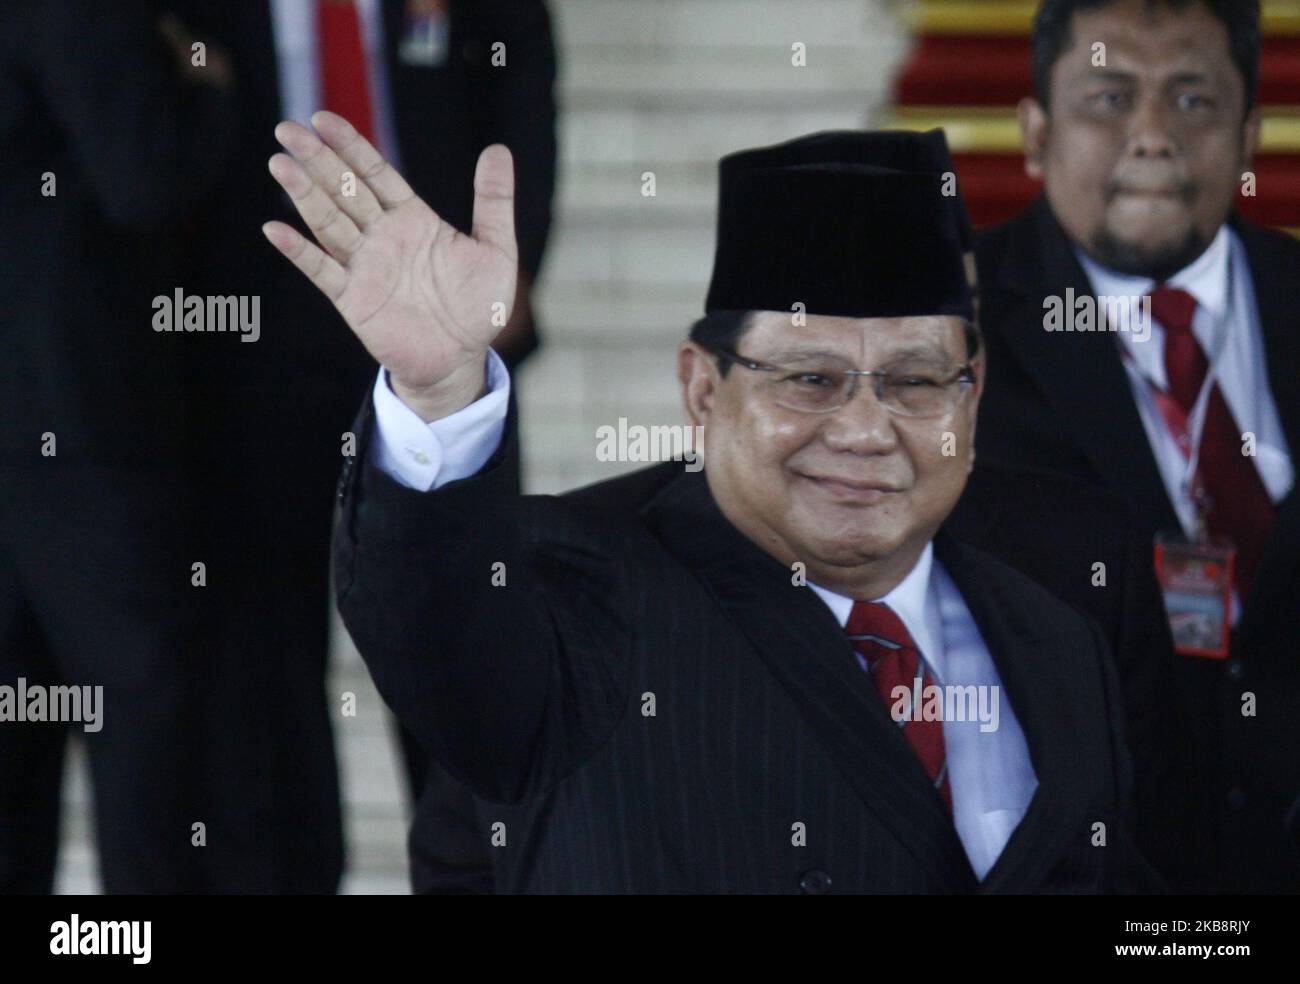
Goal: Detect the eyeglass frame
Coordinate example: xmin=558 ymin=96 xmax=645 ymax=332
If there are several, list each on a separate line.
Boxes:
xmin=709 ymin=347 xmax=978 ymax=418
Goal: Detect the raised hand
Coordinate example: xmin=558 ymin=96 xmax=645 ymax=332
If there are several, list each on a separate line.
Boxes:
xmin=262 ymin=110 xmax=518 ymax=420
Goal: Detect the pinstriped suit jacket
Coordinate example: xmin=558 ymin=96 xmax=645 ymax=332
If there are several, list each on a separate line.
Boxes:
xmin=335 ymin=398 xmax=1161 ymax=893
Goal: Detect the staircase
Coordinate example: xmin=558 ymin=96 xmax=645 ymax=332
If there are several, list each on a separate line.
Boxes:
xmin=887 ymin=0 xmax=1300 ymax=232
xmin=520 ymin=0 xmax=907 ymax=494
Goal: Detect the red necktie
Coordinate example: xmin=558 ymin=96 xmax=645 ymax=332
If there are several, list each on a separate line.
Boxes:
xmin=1149 ymin=285 xmax=1274 ymax=594
xmin=317 ymin=0 xmax=376 ymax=143
xmin=845 ymin=601 xmax=953 ymax=815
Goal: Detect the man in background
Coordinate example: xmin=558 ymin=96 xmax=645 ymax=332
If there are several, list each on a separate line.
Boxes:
xmin=176 ymin=0 xmax=557 ymax=892
xmin=0 ymin=0 xmax=235 ymax=892
xmin=974 ymin=0 xmax=1299 ymax=892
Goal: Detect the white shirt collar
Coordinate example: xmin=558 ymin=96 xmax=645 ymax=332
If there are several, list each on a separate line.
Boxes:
xmin=1073 ymin=222 xmax=1232 ymax=322
xmin=807 ymin=541 xmax=947 ymax=682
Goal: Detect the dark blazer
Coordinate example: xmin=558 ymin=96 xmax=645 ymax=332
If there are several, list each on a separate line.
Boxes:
xmin=335 ymin=399 xmax=1161 ymax=893
xmin=0 ymin=0 xmax=236 ymax=465
xmin=974 ymin=196 xmax=1300 ymax=893
xmin=406 ymin=458 xmax=1182 ymax=894
xmin=162 ymin=0 xmax=557 ymax=892
xmin=0 ymin=0 xmax=239 ymax=893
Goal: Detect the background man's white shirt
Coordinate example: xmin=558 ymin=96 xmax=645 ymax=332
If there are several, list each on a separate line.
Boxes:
xmin=1075 ymin=226 xmax=1294 ymax=623
xmin=1075 ymin=225 xmax=1294 ymax=534
xmin=270 ymin=0 xmax=403 ymax=167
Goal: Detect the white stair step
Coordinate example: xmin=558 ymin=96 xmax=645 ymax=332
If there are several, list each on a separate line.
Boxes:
xmin=552 ymin=0 xmax=892 ymax=47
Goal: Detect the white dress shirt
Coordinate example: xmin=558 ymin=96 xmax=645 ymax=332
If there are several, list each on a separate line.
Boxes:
xmin=369 ymin=353 xmax=511 ymax=490
xmin=808 ymin=548 xmax=1037 ymax=880
xmin=368 ymin=357 xmax=1039 ymax=880
xmin=1074 ymin=225 xmax=1294 ymax=533
xmin=270 ymin=0 xmax=403 ymax=167
xmin=1075 ymin=226 xmax=1294 ymax=623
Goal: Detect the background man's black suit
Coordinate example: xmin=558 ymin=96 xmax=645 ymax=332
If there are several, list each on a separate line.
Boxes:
xmin=974 ymin=197 xmax=1300 ymax=893
xmin=334 ymin=400 xmax=1160 ymax=893
xmin=174 ymin=0 xmax=556 ymax=891
xmin=0 ymin=0 xmax=236 ymax=892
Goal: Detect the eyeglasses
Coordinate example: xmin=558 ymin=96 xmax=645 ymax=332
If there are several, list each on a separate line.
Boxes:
xmin=712 ymin=348 xmax=976 ymax=418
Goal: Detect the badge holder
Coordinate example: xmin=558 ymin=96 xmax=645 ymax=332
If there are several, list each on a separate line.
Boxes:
xmin=1153 ymin=490 xmax=1234 ymax=659
xmin=399 ymin=0 xmax=450 ymax=68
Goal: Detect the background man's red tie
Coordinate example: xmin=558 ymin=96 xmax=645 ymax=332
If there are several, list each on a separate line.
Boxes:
xmin=845 ymin=601 xmax=953 ymax=814
xmin=317 ymin=0 xmax=376 ymax=143
xmin=1149 ymin=285 xmax=1274 ymax=595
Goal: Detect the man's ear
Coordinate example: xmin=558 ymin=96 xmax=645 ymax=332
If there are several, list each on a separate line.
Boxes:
xmin=678 ymin=342 xmax=719 ymax=429
xmin=965 ymin=348 xmax=986 ymax=474
xmin=963 ymin=252 xmax=981 ymax=322
xmin=969 ymin=348 xmax=986 ymax=403
xmin=1241 ymin=106 xmax=1261 ymax=170
xmin=1018 ymin=96 xmax=1049 ymax=182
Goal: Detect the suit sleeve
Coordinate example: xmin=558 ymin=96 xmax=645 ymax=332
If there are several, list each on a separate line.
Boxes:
xmin=466 ymin=0 xmax=558 ymax=278
xmin=334 ymin=396 xmax=633 ymax=805
xmin=23 ymin=0 xmax=238 ymax=230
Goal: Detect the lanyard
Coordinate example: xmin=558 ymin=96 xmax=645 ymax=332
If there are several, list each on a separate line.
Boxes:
xmin=1115 ymin=275 xmax=1234 ymax=542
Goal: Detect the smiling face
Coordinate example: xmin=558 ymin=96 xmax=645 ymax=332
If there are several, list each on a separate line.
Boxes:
xmin=1020 ymin=0 xmax=1258 ymax=279
xmin=678 ymin=311 xmax=982 ymax=599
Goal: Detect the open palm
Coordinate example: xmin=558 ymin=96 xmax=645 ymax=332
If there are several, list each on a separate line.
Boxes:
xmin=263 ymin=111 xmax=518 ymax=394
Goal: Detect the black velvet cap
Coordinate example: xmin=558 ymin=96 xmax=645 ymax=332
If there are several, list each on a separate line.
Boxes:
xmin=703 ymin=129 xmax=974 ymax=321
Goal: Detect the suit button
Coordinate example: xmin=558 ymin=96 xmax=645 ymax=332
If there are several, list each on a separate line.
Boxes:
xmin=799 ymin=868 xmax=832 ymax=895
xmin=1227 ymin=660 xmax=1244 ymax=680
xmin=1226 ymin=786 xmax=1246 ymax=810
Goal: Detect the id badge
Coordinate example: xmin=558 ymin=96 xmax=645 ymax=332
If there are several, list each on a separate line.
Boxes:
xmin=1153 ymin=532 xmax=1234 ymax=659
xmin=399 ymin=0 xmax=450 ymax=68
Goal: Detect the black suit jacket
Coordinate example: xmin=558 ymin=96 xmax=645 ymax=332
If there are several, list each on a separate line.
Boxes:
xmin=408 ymin=458 xmax=1183 ymax=894
xmin=974 ymin=196 xmax=1300 ymax=892
xmin=0 ymin=0 xmax=236 ymax=465
xmin=334 ymin=399 xmax=1160 ymax=893
xmin=163 ymin=4 xmax=557 ymax=892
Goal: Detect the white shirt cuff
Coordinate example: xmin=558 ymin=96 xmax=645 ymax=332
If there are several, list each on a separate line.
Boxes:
xmin=368 ymin=349 xmax=511 ymax=492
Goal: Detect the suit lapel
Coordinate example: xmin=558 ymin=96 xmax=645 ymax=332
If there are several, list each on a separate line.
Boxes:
xmin=640 ymin=471 xmax=978 ymax=892
xmin=934 ymin=535 xmax=1087 ymax=892
xmin=1232 ymin=216 xmax=1300 ymax=455
xmin=1227 ymin=217 xmax=1300 ymax=640
xmin=988 ymin=198 xmax=1179 ymax=533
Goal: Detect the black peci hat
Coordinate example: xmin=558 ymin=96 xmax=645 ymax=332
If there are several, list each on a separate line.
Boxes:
xmin=703 ymin=129 xmax=973 ymax=321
